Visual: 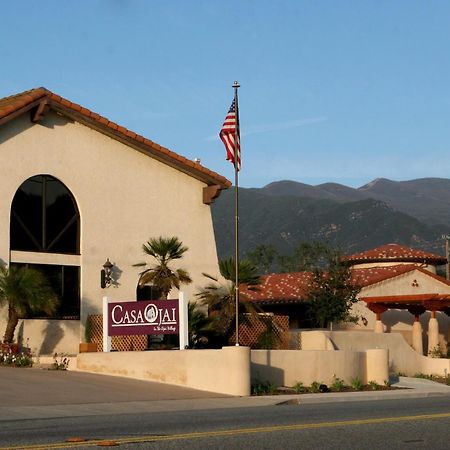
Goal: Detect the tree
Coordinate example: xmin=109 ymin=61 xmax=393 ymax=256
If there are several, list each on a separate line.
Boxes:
xmin=278 ymin=241 xmax=330 ymax=273
xmin=134 ymin=236 xmax=192 ymax=299
xmin=306 ymin=251 xmax=361 ymax=328
xmin=187 ymin=302 xmax=215 ymax=348
xmin=246 ymin=244 xmax=278 ymax=274
xmin=0 ymin=264 xmax=58 ymax=343
xmin=196 ymin=258 xmax=261 ymax=345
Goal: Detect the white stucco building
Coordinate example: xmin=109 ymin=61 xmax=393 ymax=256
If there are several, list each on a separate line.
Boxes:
xmin=0 ymin=87 xmax=230 ymax=355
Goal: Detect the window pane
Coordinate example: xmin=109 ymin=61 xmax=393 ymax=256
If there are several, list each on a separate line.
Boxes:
xmin=10 ymin=177 xmax=43 ymax=250
xmin=45 ymin=177 xmax=79 ymax=253
xmin=13 ymin=263 xmax=80 ymax=320
xmin=10 ymin=175 xmax=80 ymax=254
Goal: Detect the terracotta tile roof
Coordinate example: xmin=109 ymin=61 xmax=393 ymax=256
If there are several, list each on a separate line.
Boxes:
xmin=343 ymin=243 xmax=446 ymax=265
xmin=351 ymin=264 xmax=419 ymax=287
xmin=242 ymin=264 xmax=435 ymax=305
xmin=240 ymin=272 xmax=313 ymax=304
xmin=0 ymin=87 xmax=231 ymax=188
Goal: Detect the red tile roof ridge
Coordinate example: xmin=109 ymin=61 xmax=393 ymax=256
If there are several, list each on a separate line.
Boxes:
xmin=0 ymin=87 xmax=231 ymax=188
xmin=343 ymin=243 xmax=446 ymax=264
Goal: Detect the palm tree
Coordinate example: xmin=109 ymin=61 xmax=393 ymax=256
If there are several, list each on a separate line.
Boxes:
xmin=195 ymin=258 xmax=261 ymax=344
xmin=0 ymin=264 xmax=58 ymax=343
xmin=134 ymin=236 xmax=192 ymax=299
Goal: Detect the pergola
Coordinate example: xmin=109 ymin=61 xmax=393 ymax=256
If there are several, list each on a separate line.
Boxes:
xmin=362 ymin=294 xmax=450 ymax=355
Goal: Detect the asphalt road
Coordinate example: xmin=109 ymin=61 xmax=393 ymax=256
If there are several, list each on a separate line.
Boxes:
xmin=0 ymin=367 xmax=449 ymax=449
xmin=0 ymin=396 xmax=449 ymax=449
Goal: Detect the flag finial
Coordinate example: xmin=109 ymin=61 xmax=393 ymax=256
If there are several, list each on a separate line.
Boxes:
xmin=233 ymin=81 xmax=240 ymax=88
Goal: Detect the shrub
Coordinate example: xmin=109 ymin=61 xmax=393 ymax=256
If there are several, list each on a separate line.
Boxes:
xmin=251 ymin=380 xmax=276 ymax=395
xmin=384 ymin=379 xmax=391 ymax=388
xmin=368 ymin=380 xmax=380 ymax=390
xmin=414 ymin=373 xmax=433 ymax=380
xmin=0 ymin=343 xmax=33 ymax=367
xmin=52 ymin=353 xmax=69 ymax=370
xmin=428 ymin=346 xmax=446 ymax=359
xmin=293 ymin=382 xmax=306 ymax=394
xmin=309 ymin=381 xmax=328 ymax=393
xmin=331 ymin=375 xmax=345 ymax=392
xmin=350 ymin=377 xmax=362 ymax=390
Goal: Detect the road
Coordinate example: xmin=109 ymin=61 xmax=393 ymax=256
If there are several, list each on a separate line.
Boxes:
xmin=0 ymin=397 xmax=449 ymax=449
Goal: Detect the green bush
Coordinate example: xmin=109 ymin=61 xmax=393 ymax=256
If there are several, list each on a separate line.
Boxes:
xmin=331 ymin=375 xmax=345 ymax=392
xmin=251 ymin=380 xmax=276 ymax=395
xmin=368 ymin=380 xmax=380 ymax=390
xmin=292 ymin=382 xmax=306 ymax=393
xmin=350 ymin=377 xmax=362 ymax=390
xmin=309 ymin=381 xmax=322 ymax=393
xmin=414 ymin=373 xmax=433 ymax=380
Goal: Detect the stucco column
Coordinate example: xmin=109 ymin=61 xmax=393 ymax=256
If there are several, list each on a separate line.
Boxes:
xmin=412 ymin=318 xmax=423 ymax=355
xmin=427 ymin=311 xmax=440 ymax=355
xmin=374 ymin=316 xmax=384 ymax=333
xmin=367 ymin=304 xmax=388 ymax=334
xmin=408 ymin=306 xmax=425 ymax=355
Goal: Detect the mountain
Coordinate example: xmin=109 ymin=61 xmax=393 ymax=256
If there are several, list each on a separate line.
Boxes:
xmin=258 ymin=178 xmax=450 ymax=226
xmin=211 ymin=181 xmax=450 ymax=260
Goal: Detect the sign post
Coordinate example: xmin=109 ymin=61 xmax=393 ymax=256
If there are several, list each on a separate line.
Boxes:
xmin=103 ymin=293 xmax=188 ymax=352
xmin=102 ymin=296 xmax=112 ymax=352
xmin=179 ymin=292 xmax=188 ymax=350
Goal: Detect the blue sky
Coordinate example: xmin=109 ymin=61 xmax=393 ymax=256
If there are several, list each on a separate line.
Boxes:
xmin=2 ymin=1 xmax=450 ymax=188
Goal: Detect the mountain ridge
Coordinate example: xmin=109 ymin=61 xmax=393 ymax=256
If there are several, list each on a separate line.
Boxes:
xmin=211 ymin=178 xmax=450 ymax=261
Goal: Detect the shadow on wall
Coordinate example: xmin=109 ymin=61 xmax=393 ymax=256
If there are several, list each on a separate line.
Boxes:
xmin=40 ymin=321 xmax=64 ymax=354
xmin=251 ymin=362 xmax=285 ymax=387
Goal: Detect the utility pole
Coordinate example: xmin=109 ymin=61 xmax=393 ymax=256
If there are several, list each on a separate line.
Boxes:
xmin=442 ymin=234 xmax=449 ymax=280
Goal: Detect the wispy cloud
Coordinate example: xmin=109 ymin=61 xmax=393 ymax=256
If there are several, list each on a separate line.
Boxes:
xmin=205 ymin=116 xmax=327 ymax=141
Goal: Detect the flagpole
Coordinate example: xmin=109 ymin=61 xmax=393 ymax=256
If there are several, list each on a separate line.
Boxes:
xmin=233 ymin=80 xmax=240 ymax=346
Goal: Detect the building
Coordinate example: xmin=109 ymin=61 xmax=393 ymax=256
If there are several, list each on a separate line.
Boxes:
xmin=0 ymin=87 xmax=230 ymax=355
xmin=243 ymin=244 xmax=450 ymax=354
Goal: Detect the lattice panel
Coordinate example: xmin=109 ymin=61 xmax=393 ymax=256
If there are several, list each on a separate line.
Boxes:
xmin=88 ymin=314 xmax=147 ymax=352
xmin=229 ymin=314 xmax=289 ymax=349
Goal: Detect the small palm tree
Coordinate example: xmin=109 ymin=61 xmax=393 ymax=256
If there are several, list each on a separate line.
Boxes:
xmin=196 ymin=258 xmax=261 ymax=344
xmin=0 ymin=264 xmax=58 ymax=343
xmin=134 ymin=236 xmax=192 ymax=299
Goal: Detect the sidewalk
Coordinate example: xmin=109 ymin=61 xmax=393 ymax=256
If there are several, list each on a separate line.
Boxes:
xmin=0 ymin=367 xmax=449 ymax=422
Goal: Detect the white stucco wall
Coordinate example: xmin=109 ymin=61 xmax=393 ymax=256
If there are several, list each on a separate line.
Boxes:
xmin=0 ymin=112 xmax=223 ymax=354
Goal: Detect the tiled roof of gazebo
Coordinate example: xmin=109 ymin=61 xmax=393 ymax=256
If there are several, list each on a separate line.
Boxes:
xmin=343 ymin=243 xmax=446 ymax=265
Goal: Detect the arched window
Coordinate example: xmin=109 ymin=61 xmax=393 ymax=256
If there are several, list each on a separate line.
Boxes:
xmin=10 ymin=175 xmax=80 ymax=319
xmin=10 ymin=175 xmax=80 ymax=254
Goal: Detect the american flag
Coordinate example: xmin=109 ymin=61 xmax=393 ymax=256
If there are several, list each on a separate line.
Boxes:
xmin=219 ymin=99 xmax=241 ymax=171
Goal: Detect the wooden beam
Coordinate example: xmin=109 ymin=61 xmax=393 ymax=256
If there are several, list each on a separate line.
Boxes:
xmin=31 ymin=100 xmax=49 ymax=123
xmin=203 ymin=185 xmax=222 ymax=205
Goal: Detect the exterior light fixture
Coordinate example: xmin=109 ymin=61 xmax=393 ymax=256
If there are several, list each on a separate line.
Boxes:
xmin=101 ymin=258 xmax=114 ymax=288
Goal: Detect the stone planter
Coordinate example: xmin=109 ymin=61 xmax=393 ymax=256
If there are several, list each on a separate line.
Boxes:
xmin=79 ymin=342 xmax=98 ymax=353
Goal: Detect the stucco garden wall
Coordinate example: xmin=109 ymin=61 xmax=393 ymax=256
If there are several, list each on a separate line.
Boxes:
xmin=0 ymin=112 xmax=222 ymax=354
xmin=76 ymin=346 xmax=250 ymax=396
xmin=251 ymin=348 xmax=388 ymax=386
xmin=320 ymin=330 xmax=449 ymax=377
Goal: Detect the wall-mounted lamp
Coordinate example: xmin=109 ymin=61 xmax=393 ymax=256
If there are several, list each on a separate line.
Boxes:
xmin=101 ymin=258 xmax=114 ymax=288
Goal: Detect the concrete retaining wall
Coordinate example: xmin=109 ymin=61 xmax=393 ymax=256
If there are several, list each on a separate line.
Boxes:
xmin=76 ymin=346 xmax=250 ymax=396
xmin=251 ymin=348 xmax=389 ymax=386
xmin=326 ymin=330 xmax=449 ymax=377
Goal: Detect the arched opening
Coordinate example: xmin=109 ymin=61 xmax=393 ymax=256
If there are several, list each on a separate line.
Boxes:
xmin=10 ymin=175 xmax=81 ymax=319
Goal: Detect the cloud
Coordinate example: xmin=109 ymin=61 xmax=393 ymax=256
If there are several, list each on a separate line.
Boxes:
xmin=205 ymin=116 xmax=327 ymax=141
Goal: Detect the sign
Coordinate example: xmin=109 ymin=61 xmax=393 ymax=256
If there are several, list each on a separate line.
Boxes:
xmin=107 ymin=300 xmax=179 ymax=336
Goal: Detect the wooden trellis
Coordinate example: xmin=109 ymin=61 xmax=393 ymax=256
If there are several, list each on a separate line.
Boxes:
xmin=87 ymin=314 xmax=147 ymax=352
xmin=229 ymin=314 xmax=289 ymax=349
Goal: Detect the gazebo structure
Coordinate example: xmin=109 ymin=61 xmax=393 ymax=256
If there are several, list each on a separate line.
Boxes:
xmin=244 ymin=244 xmax=450 ymax=355
xmin=362 ymin=293 xmax=450 ymax=355
xmin=345 ymin=244 xmax=450 ymax=355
